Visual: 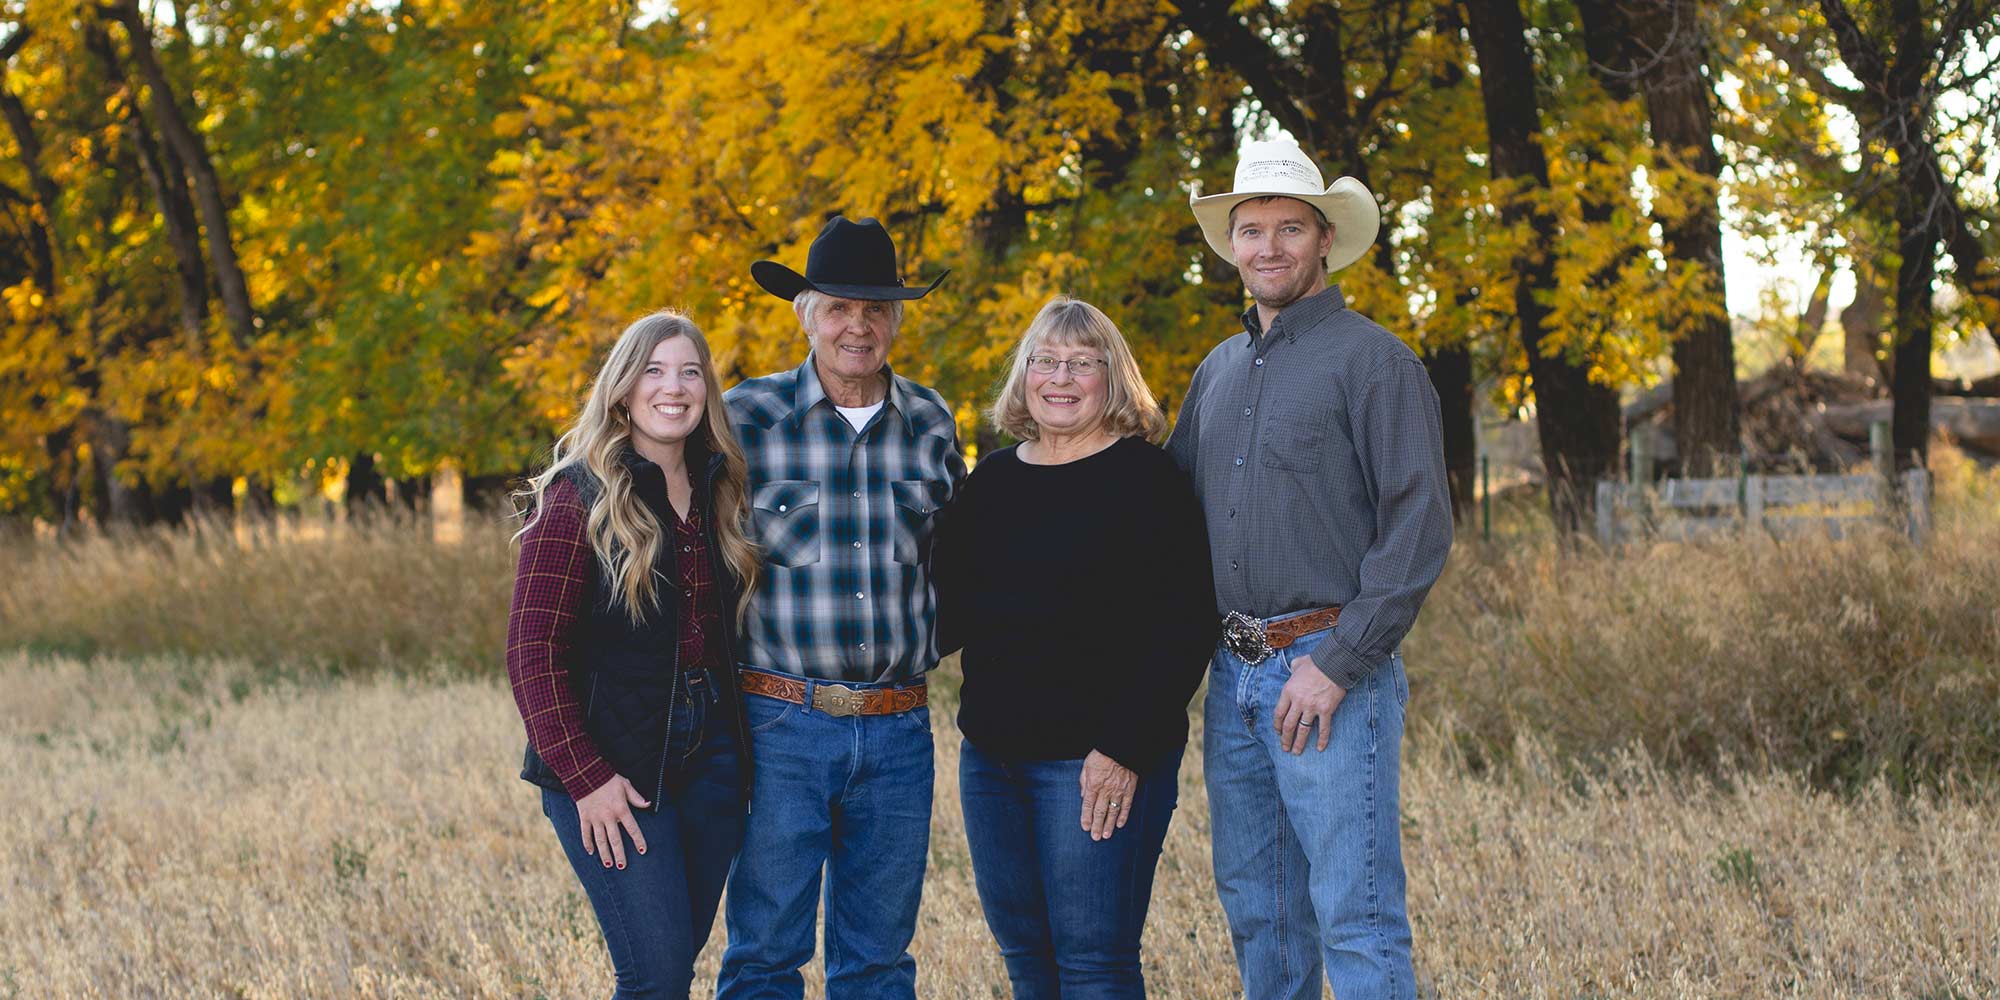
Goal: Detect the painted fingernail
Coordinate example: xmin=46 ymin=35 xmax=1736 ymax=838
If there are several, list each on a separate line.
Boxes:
xmin=617 ymin=863 xmax=625 ymax=870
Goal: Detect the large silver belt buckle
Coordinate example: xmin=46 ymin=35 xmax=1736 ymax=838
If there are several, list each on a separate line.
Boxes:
xmin=1221 ymin=611 xmax=1273 ymax=665
xmin=813 ymin=684 xmax=866 ymax=717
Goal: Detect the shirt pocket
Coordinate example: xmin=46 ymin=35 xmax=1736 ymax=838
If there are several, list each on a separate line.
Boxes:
xmin=890 ymin=479 xmax=943 ymax=566
xmin=751 ymin=480 xmax=822 ymax=568
xmin=1262 ymin=408 xmax=1328 ymax=474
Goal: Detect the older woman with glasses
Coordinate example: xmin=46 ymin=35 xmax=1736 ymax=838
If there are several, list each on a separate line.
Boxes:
xmin=935 ymin=296 xmax=1215 ymax=998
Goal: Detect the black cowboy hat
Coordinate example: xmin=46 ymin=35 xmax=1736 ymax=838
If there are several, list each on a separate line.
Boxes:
xmin=751 ymin=216 xmax=949 ymax=302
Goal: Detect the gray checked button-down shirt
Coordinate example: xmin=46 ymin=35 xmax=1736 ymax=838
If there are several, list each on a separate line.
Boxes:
xmin=1167 ymin=283 xmax=1453 ymax=690
xmin=725 ymin=356 xmax=967 ymax=684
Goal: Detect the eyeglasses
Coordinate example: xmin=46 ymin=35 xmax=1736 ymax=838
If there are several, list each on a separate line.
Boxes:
xmin=1025 ymin=355 xmax=1109 ymax=377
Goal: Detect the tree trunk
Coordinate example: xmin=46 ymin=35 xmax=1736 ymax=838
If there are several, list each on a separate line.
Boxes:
xmin=1461 ymin=0 xmax=1623 ymax=532
xmin=1890 ymin=203 xmax=1934 ymax=470
xmin=1889 ymin=121 xmax=1935 ymax=471
xmin=101 ymin=0 xmax=258 ymax=349
xmin=86 ymin=412 xmax=148 ymax=525
xmin=1425 ymin=344 xmax=1479 ymax=521
xmin=1634 ymin=0 xmax=1740 ymax=474
xmin=1842 ymin=260 xmax=1886 ymax=380
xmin=83 ymin=23 xmax=208 ymax=341
xmin=346 ymin=452 xmax=388 ymax=507
xmin=0 ymin=31 xmax=57 ymax=296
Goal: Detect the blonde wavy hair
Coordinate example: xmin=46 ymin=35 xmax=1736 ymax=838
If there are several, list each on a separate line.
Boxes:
xmin=517 ymin=311 xmax=760 ymax=624
xmin=989 ymin=296 xmax=1166 ymax=443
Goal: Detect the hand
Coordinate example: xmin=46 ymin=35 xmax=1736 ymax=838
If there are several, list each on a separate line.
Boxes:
xmin=1274 ymin=652 xmax=1346 ymax=754
xmin=1078 ymin=750 xmax=1138 ymax=842
xmin=575 ymin=774 xmax=651 ymax=870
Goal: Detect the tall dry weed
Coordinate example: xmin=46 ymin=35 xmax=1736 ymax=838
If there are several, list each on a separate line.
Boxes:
xmin=1411 ymin=456 xmax=2000 ymax=789
xmin=0 ymin=510 xmax=511 ymax=675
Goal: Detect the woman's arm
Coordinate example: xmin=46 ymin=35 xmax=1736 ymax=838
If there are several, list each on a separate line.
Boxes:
xmin=505 ymin=478 xmax=616 ymax=799
xmin=1093 ymin=455 xmax=1217 ymax=771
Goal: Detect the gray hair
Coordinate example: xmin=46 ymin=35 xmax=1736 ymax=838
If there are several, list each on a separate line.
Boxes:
xmin=793 ymin=290 xmax=906 ymax=335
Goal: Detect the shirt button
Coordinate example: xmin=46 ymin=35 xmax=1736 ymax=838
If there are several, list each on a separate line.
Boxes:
xmin=858 ymin=643 xmax=868 ymax=651
xmin=851 ymin=490 xmax=862 ymax=499
xmin=1234 ymin=457 xmax=1244 ymax=466
xmin=1243 ymin=407 xmax=1252 ymax=416
xmin=684 ymin=589 xmax=694 ymax=598
xmin=855 ymin=592 xmax=866 ymax=600
xmin=1254 ymin=358 xmax=1264 ymax=367
xmin=1230 ymin=508 xmax=1236 ymax=518
xmin=852 ymin=540 xmax=863 ymax=549
xmin=1231 ymin=560 xmax=1239 ymax=570
xmin=683 ymin=545 xmax=693 ymax=553
xmin=777 ymin=504 xmax=788 ymax=512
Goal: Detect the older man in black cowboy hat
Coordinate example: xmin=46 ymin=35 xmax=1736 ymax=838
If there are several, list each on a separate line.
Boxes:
xmin=718 ymin=216 xmax=963 ymax=1000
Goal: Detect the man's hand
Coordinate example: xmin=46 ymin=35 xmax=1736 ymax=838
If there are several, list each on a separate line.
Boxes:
xmin=1274 ymin=652 xmax=1346 ymax=753
xmin=576 ymin=774 xmax=651 ymax=870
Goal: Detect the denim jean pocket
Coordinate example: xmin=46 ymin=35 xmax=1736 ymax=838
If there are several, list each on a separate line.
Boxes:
xmin=747 ymin=695 xmax=795 ymax=734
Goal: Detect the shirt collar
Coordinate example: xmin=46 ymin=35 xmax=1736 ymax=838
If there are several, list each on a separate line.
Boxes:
xmin=1240 ymin=282 xmax=1348 ymax=345
xmin=792 ymin=353 xmax=913 ymax=433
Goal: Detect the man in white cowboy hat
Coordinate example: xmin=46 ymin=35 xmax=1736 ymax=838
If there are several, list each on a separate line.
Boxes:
xmin=719 ymin=215 xmax=963 ymax=1000
xmin=1168 ymin=139 xmax=1453 ymax=999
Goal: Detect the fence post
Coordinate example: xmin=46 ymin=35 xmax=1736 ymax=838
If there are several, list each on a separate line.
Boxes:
xmin=1904 ymin=467 xmax=1931 ymax=544
xmin=1869 ymin=419 xmax=1892 ymax=480
xmin=1629 ymin=427 xmax=1654 ymax=487
xmin=1595 ymin=480 xmax=1617 ymax=549
xmin=1480 ymin=454 xmax=1490 ymax=543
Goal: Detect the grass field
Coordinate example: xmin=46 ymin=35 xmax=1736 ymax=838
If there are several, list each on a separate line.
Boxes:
xmin=2 ymin=649 xmax=1995 ymax=998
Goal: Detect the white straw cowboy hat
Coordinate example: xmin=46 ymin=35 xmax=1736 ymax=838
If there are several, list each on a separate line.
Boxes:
xmin=1189 ymin=139 xmax=1381 ymax=275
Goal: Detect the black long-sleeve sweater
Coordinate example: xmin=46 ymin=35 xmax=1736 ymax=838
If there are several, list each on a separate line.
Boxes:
xmin=934 ymin=437 xmax=1217 ymax=771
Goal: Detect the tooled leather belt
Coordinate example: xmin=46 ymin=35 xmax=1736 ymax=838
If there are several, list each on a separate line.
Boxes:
xmin=738 ymin=671 xmax=928 ymax=717
xmin=1220 ymin=606 xmax=1342 ymax=665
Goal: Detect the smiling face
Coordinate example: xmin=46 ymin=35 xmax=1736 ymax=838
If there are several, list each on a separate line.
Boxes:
xmin=806 ymin=294 xmax=898 ymax=387
xmin=1229 ymin=196 xmax=1334 ymax=313
xmin=1023 ymin=339 xmax=1111 ymax=440
xmin=622 ymin=335 xmax=707 ymax=453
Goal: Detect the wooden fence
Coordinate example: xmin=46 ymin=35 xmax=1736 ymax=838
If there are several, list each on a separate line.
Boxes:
xmin=1594 ymin=467 xmax=1932 ymax=547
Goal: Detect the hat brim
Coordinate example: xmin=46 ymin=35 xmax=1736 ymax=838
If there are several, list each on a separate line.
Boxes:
xmin=750 ymin=260 xmax=950 ymax=302
xmin=1189 ymin=177 xmax=1381 ymax=275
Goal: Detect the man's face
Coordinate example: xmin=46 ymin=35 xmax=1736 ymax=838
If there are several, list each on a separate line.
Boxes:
xmin=807 ymin=295 xmax=897 ymax=383
xmin=1229 ymin=197 xmax=1334 ymax=312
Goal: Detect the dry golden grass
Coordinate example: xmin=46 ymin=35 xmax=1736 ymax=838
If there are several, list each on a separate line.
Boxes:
xmin=2 ymin=650 xmax=1995 ymax=999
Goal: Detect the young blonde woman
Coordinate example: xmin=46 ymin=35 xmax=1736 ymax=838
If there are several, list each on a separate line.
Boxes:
xmin=506 ymin=310 xmax=760 ymax=998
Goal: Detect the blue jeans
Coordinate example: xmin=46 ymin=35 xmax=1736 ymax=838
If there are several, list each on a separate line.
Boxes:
xmin=1204 ymin=622 xmax=1414 ymax=1000
xmin=958 ymin=740 xmax=1181 ymax=1000
xmin=718 ymin=672 xmax=935 ymax=1000
xmin=543 ymin=667 xmax=744 ymax=1000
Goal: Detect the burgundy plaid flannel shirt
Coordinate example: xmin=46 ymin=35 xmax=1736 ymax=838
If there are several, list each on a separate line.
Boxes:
xmin=506 ymin=476 xmax=724 ymax=799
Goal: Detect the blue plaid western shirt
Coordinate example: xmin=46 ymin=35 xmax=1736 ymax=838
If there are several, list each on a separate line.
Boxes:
xmin=725 ymin=356 xmax=966 ymax=683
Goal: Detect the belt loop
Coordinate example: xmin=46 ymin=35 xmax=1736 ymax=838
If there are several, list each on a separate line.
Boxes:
xmin=801 ymin=679 xmax=815 ymax=716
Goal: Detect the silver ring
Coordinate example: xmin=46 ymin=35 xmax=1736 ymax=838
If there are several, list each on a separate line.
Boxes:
xmin=1297 ymin=719 xmax=1311 ymax=727
xmin=1109 ymin=801 xmax=1121 ymax=808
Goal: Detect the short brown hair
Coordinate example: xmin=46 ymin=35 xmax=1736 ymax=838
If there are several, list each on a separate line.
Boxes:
xmin=989 ymin=297 xmax=1167 ymax=443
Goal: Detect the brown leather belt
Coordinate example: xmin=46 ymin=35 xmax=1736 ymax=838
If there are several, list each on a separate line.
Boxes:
xmin=1222 ymin=606 xmax=1342 ymax=664
xmin=738 ymin=671 xmax=928 ymax=717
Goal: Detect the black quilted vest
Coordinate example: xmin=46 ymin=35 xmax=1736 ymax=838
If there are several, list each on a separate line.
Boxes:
xmin=518 ymin=446 xmax=752 ymax=808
